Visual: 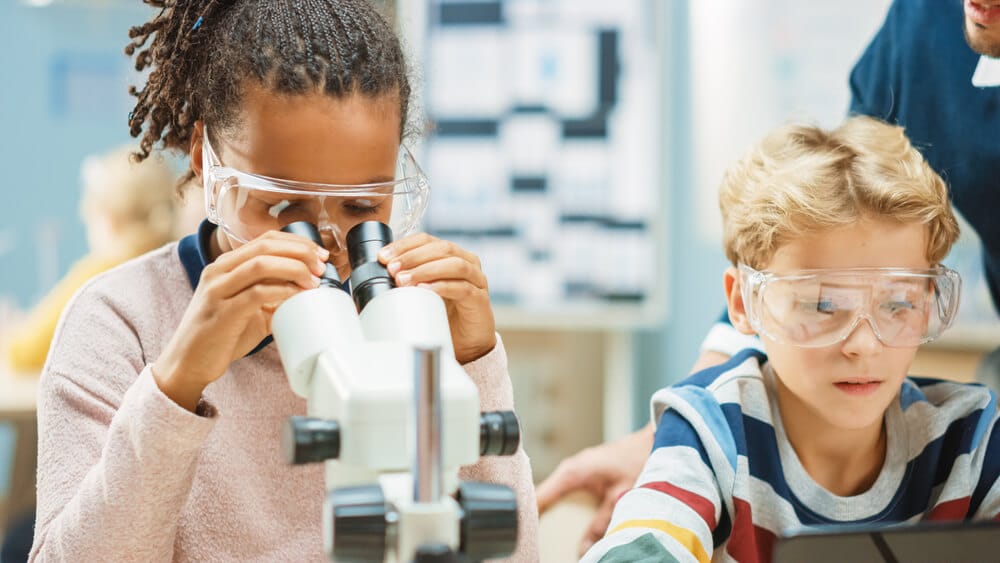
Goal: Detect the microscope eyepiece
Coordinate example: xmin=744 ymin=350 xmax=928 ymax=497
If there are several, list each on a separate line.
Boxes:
xmin=280 ymin=222 xmax=343 ymax=290
xmin=347 ymin=221 xmax=395 ymax=311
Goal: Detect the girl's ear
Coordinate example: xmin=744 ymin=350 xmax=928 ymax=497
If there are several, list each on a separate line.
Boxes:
xmin=724 ymin=267 xmax=756 ymax=335
xmin=189 ymin=121 xmax=205 ymax=184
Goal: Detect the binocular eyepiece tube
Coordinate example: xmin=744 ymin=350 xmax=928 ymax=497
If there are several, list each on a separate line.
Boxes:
xmin=347 ymin=221 xmax=395 ymax=312
xmin=280 ymin=222 xmax=344 ymax=290
xmin=280 ymin=220 xmax=396 ymax=312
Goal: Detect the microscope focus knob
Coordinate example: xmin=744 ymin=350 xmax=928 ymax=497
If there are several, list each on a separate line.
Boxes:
xmin=282 ymin=416 xmax=340 ymax=465
xmin=457 ymin=482 xmax=519 ymax=560
xmin=328 ymin=485 xmax=388 ymax=562
xmin=479 ymin=411 xmax=520 ymax=456
xmin=412 ymin=544 xmax=460 ymax=563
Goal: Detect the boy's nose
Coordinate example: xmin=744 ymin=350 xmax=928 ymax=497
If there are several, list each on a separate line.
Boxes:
xmin=840 ymin=315 xmax=883 ymax=357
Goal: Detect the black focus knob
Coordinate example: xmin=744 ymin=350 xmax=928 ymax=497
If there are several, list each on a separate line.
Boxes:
xmin=328 ymin=485 xmax=389 ymax=562
xmin=457 ymin=482 xmax=518 ymax=561
xmin=282 ymin=416 xmax=340 ymax=465
xmin=479 ymin=411 xmax=520 ymax=456
xmin=412 ymin=544 xmax=460 ymax=563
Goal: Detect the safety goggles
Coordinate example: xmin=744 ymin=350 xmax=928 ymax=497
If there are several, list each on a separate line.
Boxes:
xmin=738 ymin=264 xmax=961 ymax=348
xmin=202 ymin=129 xmax=429 ymax=250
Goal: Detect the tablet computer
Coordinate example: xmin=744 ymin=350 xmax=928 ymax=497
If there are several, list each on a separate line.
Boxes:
xmin=772 ymin=520 xmax=1000 ymax=563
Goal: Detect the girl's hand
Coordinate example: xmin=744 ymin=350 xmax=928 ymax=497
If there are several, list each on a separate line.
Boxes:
xmin=153 ymin=231 xmax=328 ymax=411
xmin=378 ymin=233 xmax=496 ymax=364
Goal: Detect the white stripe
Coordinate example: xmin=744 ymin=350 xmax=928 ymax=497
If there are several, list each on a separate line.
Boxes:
xmin=735 ymin=472 xmax=807 ymax=536
xmin=708 ymin=370 xmax=771 ymax=423
xmin=973 ymin=480 xmax=1000 ymax=519
xmin=933 ymin=452 xmax=978 ymax=505
xmin=640 ymin=446 xmax=724 ymax=512
xmin=901 ymin=388 xmax=993 ymax=461
xmin=700 ymin=322 xmax=764 ymax=357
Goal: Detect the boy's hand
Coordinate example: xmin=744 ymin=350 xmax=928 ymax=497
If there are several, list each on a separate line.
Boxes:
xmin=379 ymin=233 xmax=496 ymax=364
xmin=154 ymin=230 xmax=327 ymax=411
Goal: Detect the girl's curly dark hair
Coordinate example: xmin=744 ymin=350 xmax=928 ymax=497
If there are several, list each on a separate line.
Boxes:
xmin=125 ymin=0 xmax=410 ymax=181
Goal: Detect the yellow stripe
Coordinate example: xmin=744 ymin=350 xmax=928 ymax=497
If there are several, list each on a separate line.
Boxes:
xmin=608 ymin=519 xmax=710 ymax=563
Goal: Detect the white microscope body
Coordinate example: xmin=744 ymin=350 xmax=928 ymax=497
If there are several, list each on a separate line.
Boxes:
xmin=271 ymin=222 xmax=518 ymax=563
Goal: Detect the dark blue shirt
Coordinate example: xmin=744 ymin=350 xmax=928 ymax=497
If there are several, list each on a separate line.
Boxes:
xmin=849 ymin=0 xmax=1000 ymax=314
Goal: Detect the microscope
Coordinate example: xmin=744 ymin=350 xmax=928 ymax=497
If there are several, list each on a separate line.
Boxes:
xmin=271 ymin=221 xmax=521 ymax=563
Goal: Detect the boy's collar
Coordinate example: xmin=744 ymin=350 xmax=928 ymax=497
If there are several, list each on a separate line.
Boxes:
xmin=177 ymin=219 xmax=273 ymax=356
xmin=972 ymin=55 xmax=1000 ymax=87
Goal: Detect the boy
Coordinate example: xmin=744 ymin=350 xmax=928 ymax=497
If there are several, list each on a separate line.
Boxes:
xmin=582 ymin=116 xmax=999 ymax=563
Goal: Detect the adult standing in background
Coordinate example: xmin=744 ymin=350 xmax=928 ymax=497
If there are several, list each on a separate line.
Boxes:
xmin=536 ymin=0 xmax=1000 ymax=554
xmin=3 ymin=145 xmax=183 ymax=374
xmin=1 ymin=145 xmax=183 ymax=563
xmin=850 ymin=0 xmax=1000 ymax=322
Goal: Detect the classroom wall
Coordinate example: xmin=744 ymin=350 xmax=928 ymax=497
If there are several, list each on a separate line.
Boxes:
xmin=0 ymin=2 xmax=151 ymax=308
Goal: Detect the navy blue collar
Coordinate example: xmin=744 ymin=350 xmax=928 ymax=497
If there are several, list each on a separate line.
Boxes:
xmin=177 ymin=219 xmax=273 ymax=356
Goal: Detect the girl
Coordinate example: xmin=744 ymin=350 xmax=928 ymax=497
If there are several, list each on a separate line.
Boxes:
xmin=29 ymin=1 xmax=538 ymax=561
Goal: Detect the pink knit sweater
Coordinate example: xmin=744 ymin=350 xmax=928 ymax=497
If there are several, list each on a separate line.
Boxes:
xmin=29 ymin=241 xmax=539 ymax=562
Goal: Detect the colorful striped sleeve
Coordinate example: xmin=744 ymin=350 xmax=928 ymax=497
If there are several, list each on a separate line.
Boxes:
xmin=581 ymin=407 xmax=725 ymax=563
xmin=971 ymin=408 xmax=1000 ymax=520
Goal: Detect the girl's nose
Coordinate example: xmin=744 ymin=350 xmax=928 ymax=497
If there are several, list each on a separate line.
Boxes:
xmin=318 ymin=225 xmax=344 ymax=254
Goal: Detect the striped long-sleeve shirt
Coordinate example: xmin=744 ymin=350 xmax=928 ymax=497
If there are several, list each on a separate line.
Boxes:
xmin=582 ymin=349 xmax=1000 ymax=563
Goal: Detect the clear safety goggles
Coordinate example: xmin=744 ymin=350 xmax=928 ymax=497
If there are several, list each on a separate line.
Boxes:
xmin=202 ymin=129 xmax=429 ymax=250
xmin=738 ymin=264 xmax=961 ymax=348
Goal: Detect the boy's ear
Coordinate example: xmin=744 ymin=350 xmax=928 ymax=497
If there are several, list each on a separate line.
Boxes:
xmin=189 ymin=121 xmax=204 ymax=184
xmin=724 ymin=267 xmax=756 ymax=336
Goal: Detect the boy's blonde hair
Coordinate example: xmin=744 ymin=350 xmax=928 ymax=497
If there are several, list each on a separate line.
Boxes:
xmin=719 ymin=116 xmax=959 ymax=268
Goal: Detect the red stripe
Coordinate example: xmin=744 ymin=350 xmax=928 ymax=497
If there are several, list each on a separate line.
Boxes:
xmin=725 ymin=497 xmax=776 ymax=563
xmin=926 ymin=497 xmax=971 ymax=521
xmin=641 ymin=481 xmax=717 ymax=530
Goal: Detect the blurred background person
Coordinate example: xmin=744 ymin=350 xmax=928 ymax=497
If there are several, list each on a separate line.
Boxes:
xmin=4 ymin=144 xmax=184 ymax=373
xmin=1 ymin=144 xmax=191 ymax=562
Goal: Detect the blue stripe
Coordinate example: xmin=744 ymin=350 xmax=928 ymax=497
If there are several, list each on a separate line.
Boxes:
xmin=655 ymin=349 xmax=765 ymax=473
xmin=680 ymin=348 xmax=767 ymax=389
xmin=655 ymin=343 xmax=999 ymax=527
xmin=738 ymin=410 xmax=906 ymax=525
xmin=739 ymin=410 xmax=905 ymax=525
xmin=740 ymin=410 xmax=795 ymax=503
xmin=909 ymin=408 xmax=990 ymax=491
xmin=712 ymin=500 xmax=732 ymax=548
xmin=907 ymin=376 xmax=950 ymax=389
xmin=853 ymin=406 xmax=995 ymax=523
xmin=970 ymin=389 xmax=997 ymax=451
xmin=728 ymin=407 xmax=909 ymax=527
xmin=653 ymin=408 xmax=711 ymax=469
xmin=970 ymin=414 xmax=1000 ymax=516
xmin=898 ymin=380 xmax=927 ymax=411
xmin=671 ymin=386 xmax=739 ymax=471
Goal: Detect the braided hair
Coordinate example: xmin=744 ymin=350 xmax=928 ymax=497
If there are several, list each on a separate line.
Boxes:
xmin=125 ymin=0 xmax=410 ymax=180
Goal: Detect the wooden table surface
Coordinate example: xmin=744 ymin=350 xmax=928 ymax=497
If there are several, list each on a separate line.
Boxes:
xmin=0 ymin=358 xmax=39 ymax=533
